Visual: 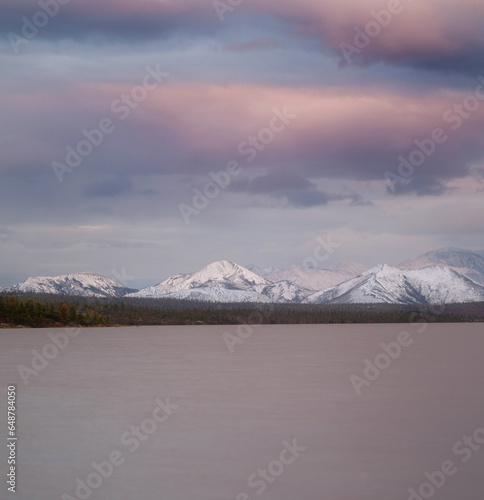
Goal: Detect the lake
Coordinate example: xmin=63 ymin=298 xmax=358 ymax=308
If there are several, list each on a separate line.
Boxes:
xmin=1 ymin=323 xmax=484 ymax=500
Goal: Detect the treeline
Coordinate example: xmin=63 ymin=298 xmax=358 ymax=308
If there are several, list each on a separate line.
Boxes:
xmin=0 ymin=292 xmax=479 ymax=328
xmin=0 ymin=295 xmax=111 ymax=328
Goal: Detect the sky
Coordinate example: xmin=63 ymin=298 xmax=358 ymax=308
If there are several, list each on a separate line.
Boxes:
xmin=0 ymin=0 xmax=484 ymax=288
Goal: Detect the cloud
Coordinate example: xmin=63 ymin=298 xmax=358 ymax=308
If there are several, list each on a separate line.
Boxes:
xmin=229 ymin=171 xmax=312 ymax=194
xmin=1 ymin=0 xmax=483 ymax=288
xmin=285 ymin=189 xmax=340 ymax=208
xmin=3 ymin=0 xmax=483 ymax=77
xmin=225 ymin=38 xmax=280 ymax=52
xmin=83 ymin=178 xmax=134 ymax=198
xmin=0 ymin=227 xmax=14 ymax=242
xmin=389 ymin=177 xmax=450 ymax=197
xmin=139 ymin=188 xmax=159 ymax=196
xmin=3 ymin=80 xmax=484 ymax=191
xmin=135 ymin=83 xmax=484 ymax=185
xmin=349 ymin=195 xmax=374 ymax=206
xmin=0 ymin=0 xmax=217 ymax=42
xmin=252 ymin=0 xmax=484 ymax=74
xmin=228 ymin=171 xmax=358 ymax=207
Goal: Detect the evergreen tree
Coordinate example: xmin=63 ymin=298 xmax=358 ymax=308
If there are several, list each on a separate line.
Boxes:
xmin=59 ymin=303 xmax=68 ymax=325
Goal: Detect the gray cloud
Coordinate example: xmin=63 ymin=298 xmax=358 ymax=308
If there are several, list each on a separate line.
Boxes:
xmin=225 ymin=38 xmax=280 ymax=52
xmin=229 ymin=171 xmax=313 ymax=194
xmin=228 ymin=171 xmax=363 ymax=207
xmin=0 ymin=2 xmax=217 ymax=43
xmin=389 ymin=177 xmax=450 ymax=197
xmin=349 ymin=195 xmax=374 ymax=207
xmin=83 ymin=178 xmax=134 ymax=199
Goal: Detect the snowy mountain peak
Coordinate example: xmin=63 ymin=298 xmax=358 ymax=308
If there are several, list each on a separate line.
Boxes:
xmin=6 ymin=272 xmax=136 ymax=298
xmin=198 ymin=260 xmax=260 ymax=280
xmin=305 ymin=264 xmax=484 ymax=305
xmin=4 ymin=249 xmax=484 ymax=305
xmin=399 ymin=247 xmax=484 ymax=286
xmin=154 ymin=260 xmax=270 ymax=294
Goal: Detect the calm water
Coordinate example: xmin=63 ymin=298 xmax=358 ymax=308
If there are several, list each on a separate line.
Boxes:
xmin=1 ymin=324 xmax=484 ymax=500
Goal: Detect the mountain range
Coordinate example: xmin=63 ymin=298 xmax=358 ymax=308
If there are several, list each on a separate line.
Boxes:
xmin=247 ymin=262 xmax=368 ymax=291
xmin=305 ymin=264 xmax=484 ymax=305
xmin=398 ymin=247 xmax=484 ymax=285
xmin=6 ymin=272 xmax=137 ymax=298
xmin=2 ymin=248 xmax=484 ymax=305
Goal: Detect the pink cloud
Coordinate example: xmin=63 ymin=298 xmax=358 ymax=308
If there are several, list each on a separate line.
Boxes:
xmin=6 ymin=81 xmax=484 ymax=182
xmin=250 ymin=0 xmax=484 ymax=64
xmin=128 ymin=83 xmax=484 ymax=180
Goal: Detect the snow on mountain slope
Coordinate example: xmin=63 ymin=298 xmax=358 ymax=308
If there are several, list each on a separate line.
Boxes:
xmin=5 ymin=252 xmax=484 ymax=305
xmin=254 ymin=280 xmax=312 ymax=303
xmin=126 ymin=286 xmax=169 ymax=299
xmin=128 ymin=261 xmax=275 ymax=302
xmin=129 ymin=260 xmax=313 ymax=303
xmin=263 ymin=262 xmax=366 ymax=291
xmin=7 ymin=272 xmax=136 ymax=298
xmin=163 ymin=287 xmax=271 ymax=303
xmin=129 ymin=260 xmax=311 ymax=302
xmin=127 ymin=286 xmax=271 ymax=303
xmin=399 ymin=248 xmax=484 ymax=285
xmin=154 ymin=260 xmax=270 ymax=292
xmin=304 ymin=265 xmax=484 ymax=305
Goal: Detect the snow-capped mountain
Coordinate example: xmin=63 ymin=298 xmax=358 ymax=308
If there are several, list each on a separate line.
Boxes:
xmin=262 ymin=262 xmax=367 ymax=291
xmin=127 ymin=261 xmax=307 ymax=303
xmin=398 ymin=248 xmax=484 ymax=285
xmin=304 ymin=265 xmax=484 ymax=305
xmin=3 ymin=250 xmax=484 ymax=304
xmin=153 ymin=260 xmax=270 ymax=292
xmin=6 ymin=272 xmax=136 ymax=298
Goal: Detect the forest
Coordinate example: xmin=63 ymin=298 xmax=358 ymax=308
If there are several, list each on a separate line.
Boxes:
xmin=0 ymin=291 xmax=482 ymax=328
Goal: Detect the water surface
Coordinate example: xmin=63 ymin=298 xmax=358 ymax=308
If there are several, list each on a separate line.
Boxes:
xmin=1 ymin=324 xmax=484 ymax=500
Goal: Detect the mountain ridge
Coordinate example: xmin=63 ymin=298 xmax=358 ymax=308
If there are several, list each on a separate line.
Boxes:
xmin=3 ymin=248 xmax=484 ymax=305
xmin=6 ymin=272 xmax=136 ymax=298
xmin=304 ymin=264 xmax=484 ymax=305
xmin=398 ymin=248 xmax=484 ymax=285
